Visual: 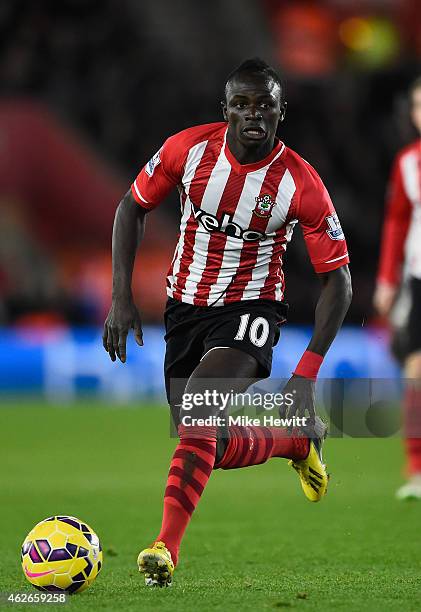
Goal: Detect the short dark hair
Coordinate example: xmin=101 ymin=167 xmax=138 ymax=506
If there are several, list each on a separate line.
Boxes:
xmin=225 ymin=57 xmax=285 ymax=104
xmin=409 ymin=75 xmax=421 ymax=98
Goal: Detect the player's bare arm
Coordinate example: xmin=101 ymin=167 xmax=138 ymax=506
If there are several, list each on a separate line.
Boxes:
xmin=310 ymin=265 xmax=353 ymax=356
xmin=282 ymin=265 xmax=352 ymax=424
xmin=103 ymin=190 xmax=145 ymax=363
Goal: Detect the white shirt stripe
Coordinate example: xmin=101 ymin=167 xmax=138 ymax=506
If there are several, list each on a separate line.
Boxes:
xmin=166 ymin=141 xmax=208 ymax=295
xmin=182 ymin=141 xmax=231 ymax=300
xmin=166 ymin=199 xmax=191 ymax=297
xmin=182 ymin=140 xmax=209 ymax=195
xmin=206 ymin=167 xmax=271 ymax=305
xmin=242 ymin=170 xmax=296 ymax=300
xmin=401 ymin=150 xmax=420 ymax=204
xmin=400 ymin=146 xmax=421 ymax=279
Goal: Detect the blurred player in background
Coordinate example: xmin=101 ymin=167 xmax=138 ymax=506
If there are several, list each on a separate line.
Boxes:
xmin=103 ymin=59 xmax=352 ymax=586
xmin=374 ymin=76 xmax=421 ymax=500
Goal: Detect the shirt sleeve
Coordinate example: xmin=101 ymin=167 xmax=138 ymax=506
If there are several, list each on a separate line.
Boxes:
xmin=131 ymin=133 xmax=185 ymax=210
xmin=376 ymin=154 xmax=411 ymax=287
xmin=296 ymin=163 xmax=349 ymax=273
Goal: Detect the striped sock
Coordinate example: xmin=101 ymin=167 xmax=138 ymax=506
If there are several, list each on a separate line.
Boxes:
xmin=155 ymin=425 xmax=217 ymax=566
xmin=214 ymin=425 xmax=309 ymax=470
xmin=403 ymin=384 xmax=421 ymax=475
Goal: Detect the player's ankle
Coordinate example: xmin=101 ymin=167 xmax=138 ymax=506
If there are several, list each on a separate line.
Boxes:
xmin=292 ymin=436 xmax=310 ymax=461
xmin=154 ymin=539 xmax=178 ymax=566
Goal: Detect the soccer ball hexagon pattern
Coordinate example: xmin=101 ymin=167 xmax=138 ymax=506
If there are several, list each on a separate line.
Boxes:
xmin=21 ymin=516 xmax=102 ymax=594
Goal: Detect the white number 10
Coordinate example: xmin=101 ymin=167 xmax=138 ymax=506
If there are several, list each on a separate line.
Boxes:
xmin=234 ymin=314 xmax=269 ymax=347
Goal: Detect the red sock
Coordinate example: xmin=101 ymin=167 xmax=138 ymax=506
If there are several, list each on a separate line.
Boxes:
xmin=155 ymin=425 xmax=217 ymax=566
xmin=403 ymin=384 xmax=421 ymax=475
xmin=214 ymin=425 xmax=309 ymax=470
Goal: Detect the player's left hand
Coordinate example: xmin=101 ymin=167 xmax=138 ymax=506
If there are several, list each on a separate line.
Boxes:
xmin=280 ymin=374 xmax=316 ymax=429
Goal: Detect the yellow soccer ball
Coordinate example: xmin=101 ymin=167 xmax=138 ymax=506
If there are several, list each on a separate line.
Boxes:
xmin=21 ymin=516 xmax=102 ymax=594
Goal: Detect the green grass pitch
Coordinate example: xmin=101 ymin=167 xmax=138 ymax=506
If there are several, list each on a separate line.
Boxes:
xmin=1 ymin=401 xmax=421 ymax=611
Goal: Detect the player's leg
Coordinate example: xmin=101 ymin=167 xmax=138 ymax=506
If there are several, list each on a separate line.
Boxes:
xmin=198 ymin=303 xmax=327 ymax=502
xmin=208 ymin=355 xmax=327 ymax=503
xmin=396 ymin=279 xmax=421 ymax=500
xmin=397 ymin=351 xmax=421 ymax=500
xmin=137 ymin=299 xmax=207 ymax=586
xmin=138 ymin=346 xmax=260 ymax=586
xmin=171 ymin=300 xmax=328 ymax=500
xmin=177 ymin=346 xmax=311 ymax=465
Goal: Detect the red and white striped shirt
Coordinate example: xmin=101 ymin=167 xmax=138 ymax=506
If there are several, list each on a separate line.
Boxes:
xmin=377 ymin=139 xmax=421 ymax=287
xmin=131 ymin=122 xmax=349 ymax=307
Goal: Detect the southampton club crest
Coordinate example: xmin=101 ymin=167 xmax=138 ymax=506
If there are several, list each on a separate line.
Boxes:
xmin=253 ymin=193 xmax=276 ymax=218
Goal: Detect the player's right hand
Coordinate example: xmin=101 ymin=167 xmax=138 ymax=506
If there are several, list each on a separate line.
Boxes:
xmin=102 ymin=297 xmax=143 ymax=363
xmin=373 ymin=281 xmax=397 ymax=317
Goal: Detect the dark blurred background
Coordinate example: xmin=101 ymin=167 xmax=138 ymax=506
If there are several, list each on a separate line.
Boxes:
xmin=0 ymin=0 xmax=420 ymax=328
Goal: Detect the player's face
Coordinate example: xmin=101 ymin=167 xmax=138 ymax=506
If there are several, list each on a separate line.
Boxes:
xmin=223 ymin=75 xmax=283 ymax=149
xmin=410 ymin=86 xmax=421 ymax=135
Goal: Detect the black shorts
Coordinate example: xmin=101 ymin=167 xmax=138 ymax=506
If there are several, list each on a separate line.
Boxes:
xmin=163 ymin=297 xmax=288 ymax=405
xmin=391 ymin=277 xmax=421 ymax=362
